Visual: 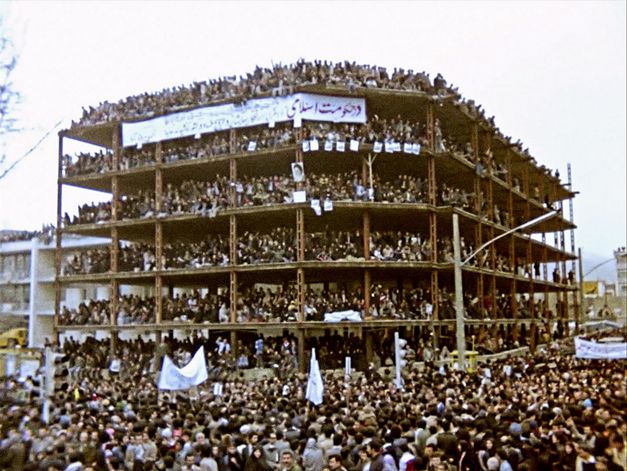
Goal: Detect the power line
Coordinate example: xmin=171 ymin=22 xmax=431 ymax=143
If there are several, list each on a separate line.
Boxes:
xmin=0 ymin=120 xmax=63 ymax=180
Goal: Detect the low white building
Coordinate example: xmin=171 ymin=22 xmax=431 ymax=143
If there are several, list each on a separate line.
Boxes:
xmin=0 ymin=233 xmax=110 ymax=347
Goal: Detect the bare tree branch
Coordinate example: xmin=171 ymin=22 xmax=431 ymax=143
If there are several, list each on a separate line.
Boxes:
xmin=0 ymin=25 xmax=22 ymax=179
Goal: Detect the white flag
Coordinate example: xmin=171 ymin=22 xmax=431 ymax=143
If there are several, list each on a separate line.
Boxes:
xmin=305 ymin=348 xmax=324 ymax=405
xmin=158 ymin=346 xmax=209 ymax=390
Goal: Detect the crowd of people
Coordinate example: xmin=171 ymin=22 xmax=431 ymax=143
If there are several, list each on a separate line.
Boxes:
xmin=69 ymin=59 xmax=565 ymax=182
xmin=55 ymin=278 xmax=554 ymax=338
xmin=0 ymin=225 xmax=55 ymax=245
xmin=1 ymin=328 xmax=625 ymax=470
xmin=63 ymin=170 xmax=485 ymax=227
xmin=61 ymin=115 xmax=543 ymax=223
xmin=63 ymin=114 xmax=428 ymax=178
xmin=71 ymin=60 xmax=459 ymax=126
xmin=61 ymin=227 xmax=528 ymax=280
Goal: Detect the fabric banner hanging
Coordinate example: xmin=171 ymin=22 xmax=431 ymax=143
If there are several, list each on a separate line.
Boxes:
xmin=122 ymin=93 xmax=366 ymax=147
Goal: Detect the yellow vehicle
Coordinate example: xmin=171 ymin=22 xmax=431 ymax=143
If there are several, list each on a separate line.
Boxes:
xmin=0 ymin=328 xmax=27 ymax=348
xmin=450 ymin=350 xmax=479 ymax=373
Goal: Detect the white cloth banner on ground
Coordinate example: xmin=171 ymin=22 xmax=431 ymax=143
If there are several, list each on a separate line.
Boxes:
xmin=122 ymin=93 xmax=367 ymax=147
xmin=323 ymin=310 xmax=362 ymax=322
xmin=575 ymin=337 xmax=627 ymax=360
xmin=158 ymin=346 xmax=209 ymax=390
xmin=306 ymin=348 xmax=324 ymax=405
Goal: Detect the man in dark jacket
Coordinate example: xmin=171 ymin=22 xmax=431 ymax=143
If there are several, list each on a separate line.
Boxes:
xmin=367 ymin=439 xmax=385 ymax=471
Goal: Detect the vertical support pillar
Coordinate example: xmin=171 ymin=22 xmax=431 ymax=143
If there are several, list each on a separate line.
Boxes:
xmin=471 ymin=124 xmax=480 ymax=165
xmin=296 ymin=209 xmax=305 ymax=262
xmin=426 ymin=102 xmax=434 ymax=152
xmin=364 ymin=330 xmax=374 ymax=364
xmin=427 ymin=105 xmax=438 ymax=288
xmin=296 ymin=329 xmax=305 ymax=372
xmin=110 ymin=227 xmax=119 ymax=326
xmin=228 ymin=140 xmax=238 ymax=338
xmin=229 ymin=272 xmax=237 ymax=323
xmin=428 ymin=105 xmax=439 ymax=331
xmin=154 ymin=330 xmax=163 ymax=373
xmin=155 ymin=223 xmax=163 ymax=326
xmin=297 ymin=268 xmax=305 ymax=322
xmin=54 ymin=133 xmax=65 ymax=345
xmin=490 ymin=274 xmax=498 ymax=339
xmin=229 ymin=215 xmax=237 ymax=266
xmin=363 ymin=210 xmax=371 ymax=315
xmin=506 ymin=151 xmax=514 ymax=228
xmin=364 ymin=270 xmax=371 ymax=318
xmin=110 ymin=278 xmax=119 ymax=354
xmin=510 ymin=278 xmax=519 ymax=341
xmin=296 ymin=208 xmax=305 ymax=322
xmin=231 ymin=330 xmax=238 ymax=358
xmin=486 ymin=134 xmax=497 ymax=335
xmin=541 ymin=233 xmax=548 ymax=283
xmin=361 ymin=157 xmax=369 ymax=192
xmin=229 ymin=158 xmax=237 ymax=207
xmin=155 ymin=142 xmax=163 ymax=328
xmin=229 ymin=214 xmax=237 ymax=323
xmin=429 ymin=213 xmax=438 ymax=263
xmin=430 ymin=271 xmax=439 ymax=348
xmin=229 ymin=129 xmax=236 ymax=154
xmin=363 ymin=211 xmax=370 ymax=260
xmin=522 ymin=166 xmax=531 ymax=224
xmin=155 ymin=142 xmax=163 ymax=213
xmin=109 ymin=125 xmax=121 ymax=354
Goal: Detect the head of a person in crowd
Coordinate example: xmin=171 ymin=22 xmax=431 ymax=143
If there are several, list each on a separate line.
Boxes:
xmin=185 ymin=451 xmax=197 ymax=468
xmin=424 ymin=443 xmax=436 ymax=460
xmin=253 ymin=446 xmax=265 ymax=459
xmin=366 ymin=438 xmax=382 ymax=459
xmin=486 ymin=456 xmax=500 ymax=470
xmin=281 ymin=449 xmax=295 ymax=468
xmin=328 ymin=454 xmax=344 ymax=471
xmin=195 ymin=431 xmax=206 ymax=445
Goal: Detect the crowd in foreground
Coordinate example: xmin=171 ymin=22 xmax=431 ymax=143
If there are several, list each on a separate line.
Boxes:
xmin=0 ymin=332 xmax=625 ymax=471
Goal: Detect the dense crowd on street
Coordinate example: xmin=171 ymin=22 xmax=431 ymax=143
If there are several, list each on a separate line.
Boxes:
xmin=1 ymin=329 xmax=625 ymax=470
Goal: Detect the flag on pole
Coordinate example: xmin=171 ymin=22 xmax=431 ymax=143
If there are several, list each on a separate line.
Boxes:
xmin=305 ymin=348 xmax=324 ymax=405
xmin=158 ymin=346 xmax=209 ymax=390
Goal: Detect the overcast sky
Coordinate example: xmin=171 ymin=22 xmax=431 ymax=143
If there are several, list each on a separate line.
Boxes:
xmin=0 ymin=1 xmax=625 ymax=263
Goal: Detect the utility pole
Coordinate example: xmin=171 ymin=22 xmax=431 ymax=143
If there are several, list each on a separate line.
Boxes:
xmin=453 ymin=210 xmax=560 ymax=370
xmin=42 ymin=347 xmax=53 ymax=423
xmin=578 ymin=248 xmax=585 ymax=330
xmin=453 ymin=214 xmax=465 ymax=370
